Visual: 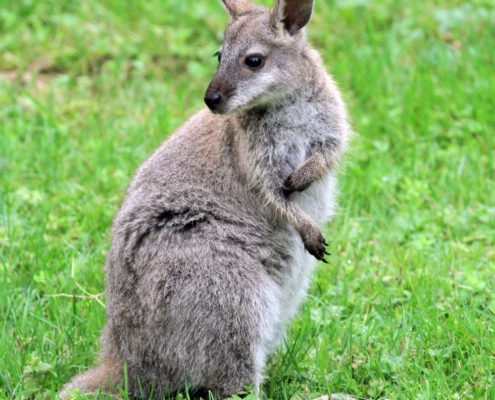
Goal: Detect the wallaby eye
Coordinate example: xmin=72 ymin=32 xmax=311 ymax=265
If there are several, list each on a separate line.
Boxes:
xmin=244 ymin=54 xmax=264 ymax=70
xmin=213 ymin=51 xmax=222 ymax=63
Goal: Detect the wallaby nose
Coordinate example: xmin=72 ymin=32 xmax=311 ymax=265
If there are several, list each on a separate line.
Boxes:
xmin=204 ymin=92 xmax=222 ymax=111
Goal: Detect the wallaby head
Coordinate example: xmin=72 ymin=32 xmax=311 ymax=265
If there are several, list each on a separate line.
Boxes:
xmin=204 ymin=0 xmax=315 ymax=114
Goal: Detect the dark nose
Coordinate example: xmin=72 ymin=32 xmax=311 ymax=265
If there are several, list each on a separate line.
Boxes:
xmin=204 ymin=92 xmax=222 ymax=110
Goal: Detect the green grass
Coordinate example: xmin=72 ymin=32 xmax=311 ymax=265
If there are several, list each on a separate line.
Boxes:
xmin=1 ymin=0 xmax=494 ymax=399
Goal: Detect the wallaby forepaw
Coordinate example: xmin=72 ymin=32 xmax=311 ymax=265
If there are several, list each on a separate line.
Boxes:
xmin=284 ymin=170 xmax=313 ymax=193
xmin=309 ymin=235 xmax=330 ymax=263
xmin=302 ymin=228 xmax=330 ymax=263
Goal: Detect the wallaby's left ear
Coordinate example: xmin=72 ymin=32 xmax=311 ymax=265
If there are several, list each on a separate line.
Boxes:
xmin=270 ymin=0 xmax=314 ymax=35
xmin=221 ymin=0 xmax=257 ymax=18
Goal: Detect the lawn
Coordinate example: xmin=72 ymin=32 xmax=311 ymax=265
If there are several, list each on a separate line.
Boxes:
xmin=1 ymin=0 xmax=494 ymax=399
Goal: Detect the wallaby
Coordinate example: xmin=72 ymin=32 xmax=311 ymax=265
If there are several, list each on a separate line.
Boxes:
xmin=60 ymin=0 xmax=351 ymax=398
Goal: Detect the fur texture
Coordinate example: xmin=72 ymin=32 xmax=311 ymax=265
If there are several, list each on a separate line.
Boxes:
xmin=60 ymin=0 xmax=351 ymax=398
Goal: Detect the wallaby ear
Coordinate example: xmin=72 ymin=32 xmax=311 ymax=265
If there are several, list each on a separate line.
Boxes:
xmin=270 ymin=0 xmax=314 ymax=35
xmin=221 ymin=0 xmax=257 ymax=18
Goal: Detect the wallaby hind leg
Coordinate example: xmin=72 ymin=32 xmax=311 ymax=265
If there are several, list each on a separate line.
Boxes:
xmin=59 ymin=357 xmax=122 ymax=398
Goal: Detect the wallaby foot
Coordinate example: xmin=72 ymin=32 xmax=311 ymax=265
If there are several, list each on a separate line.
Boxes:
xmin=59 ymin=357 xmax=122 ymax=398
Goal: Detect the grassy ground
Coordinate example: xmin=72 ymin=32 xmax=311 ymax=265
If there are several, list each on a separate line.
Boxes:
xmin=1 ymin=0 xmax=494 ymax=399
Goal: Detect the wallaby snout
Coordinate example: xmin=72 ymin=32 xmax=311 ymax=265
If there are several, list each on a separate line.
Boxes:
xmin=204 ymin=75 xmax=234 ymax=113
xmin=204 ymin=89 xmax=223 ymax=111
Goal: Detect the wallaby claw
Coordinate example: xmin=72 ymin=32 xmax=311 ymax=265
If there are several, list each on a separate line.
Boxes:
xmin=303 ymin=231 xmax=330 ymax=262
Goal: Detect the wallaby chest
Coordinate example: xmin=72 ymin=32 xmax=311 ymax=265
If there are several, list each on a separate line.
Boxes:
xmin=237 ymin=99 xmax=332 ymax=183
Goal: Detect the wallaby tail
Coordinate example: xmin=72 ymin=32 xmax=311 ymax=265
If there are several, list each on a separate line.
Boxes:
xmin=59 ymin=357 xmax=122 ymax=398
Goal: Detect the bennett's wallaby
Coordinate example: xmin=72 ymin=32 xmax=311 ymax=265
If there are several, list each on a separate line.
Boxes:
xmin=60 ymin=0 xmax=351 ymax=397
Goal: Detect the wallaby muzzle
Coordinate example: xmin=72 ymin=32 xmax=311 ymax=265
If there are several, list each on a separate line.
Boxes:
xmin=204 ymin=91 xmax=223 ymax=111
xmin=204 ymin=74 xmax=234 ymax=113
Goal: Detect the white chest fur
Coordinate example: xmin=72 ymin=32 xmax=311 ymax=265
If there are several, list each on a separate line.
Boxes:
xmin=277 ymin=172 xmax=338 ymax=333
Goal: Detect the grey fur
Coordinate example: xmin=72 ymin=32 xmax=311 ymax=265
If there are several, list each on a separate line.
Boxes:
xmin=60 ymin=0 xmax=351 ymax=398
